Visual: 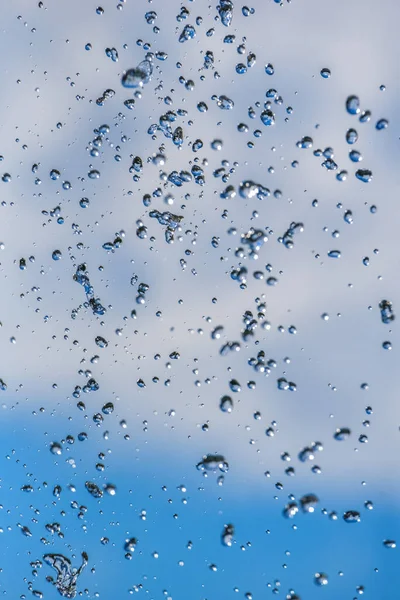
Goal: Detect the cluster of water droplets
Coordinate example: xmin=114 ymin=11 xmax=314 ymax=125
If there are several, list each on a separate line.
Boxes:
xmin=0 ymin=0 xmax=396 ymax=599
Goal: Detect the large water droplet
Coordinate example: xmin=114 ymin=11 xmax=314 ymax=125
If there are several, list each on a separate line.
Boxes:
xmin=122 ymin=60 xmax=153 ymax=88
xmin=314 ymin=573 xmax=329 ymax=586
xmin=85 ymin=481 xmax=103 ymax=498
xmin=343 ymin=510 xmax=361 ymax=523
xmin=260 ymin=110 xmax=275 ymax=126
xmin=380 ymin=300 xmax=395 ymax=324
xmin=221 ymin=523 xmax=235 ymax=546
xmin=300 ymin=494 xmax=319 ymax=513
xmin=334 ymin=428 xmax=351 ymax=441
xmin=179 ymin=24 xmax=196 ymax=43
xmin=219 ymin=395 xmax=233 ymax=413
xmin=346 ymin=128 xmax=358 ymax=144
xmin=217 ymin=0 xmax=234 ymax=26
xmin=355 ymin=169 xmax=373 ymax=183
xmin=346 ymin=95 xmax=360 ymax=115
xmin=43 ymin=552 xmax=88 ymax=599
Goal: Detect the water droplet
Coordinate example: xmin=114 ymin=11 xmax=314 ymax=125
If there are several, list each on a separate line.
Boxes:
xmin=197 ymin=454 xmax=229 ymax=473
xmin=85 ymin=481 xmax=103 ymax=498
xmin=221 ymin=523 xmax=235 ymax=546
xmin=236 ymin=63 xmax=247 ymax=74
xmin=79 ymin=197 xmax=90 ymax=208
xmin=334 ymin=428 xmax=351 ymax=441
xmin=50 ymin=442 xmax=62 ymax=455
xmin=300 ymin=494 xmax=319 ymax=513
xmin=349 ymin=149 xmax=362 ymax=163
xmin=265 ymin=63 xmax=274 ymax=75
xmin=216 ymin=95 xmax=234 ymax=110
xmin=380 ymin=300 xmax=395 ymax=324
xmin=122 ymin=60 xmax=153 ymax=88
xmin=296 ymin=136 xmax=313 ymax=149
xmin=355 ymin=169 xmax=373 ymax=183
xmin=283 ymin=502 xmax=299 ymax=518
xmin=314 ymin=573 xmax=328 ymax=586
xmin=346 ymin=95 xmax=360 ymax=115
xmin=95 ymin=336 xmax=108 ymax=348
xmin=336 ymin=170 xmax=348 ymax=182
xmin=260 ymin=110 xmax=275 ymax=126
xmin=229 ymin=379 xmax=241 ymax=392
xmin=105 ymin=47 xmax=118 ymax=62
xmin=43 ymin=553 xmax=88 ymax=598
xmin=217 ymin=0 xmax=234 ymax=26
xmin=102 ymin=402 xmax=114 ymax=415
xmin=239 ymin=180 xmax=269 ymax=200
xmin=376 ymin=118 xmax=388 ymax=130
xmin=359 ymin=110 xmax=371 ymax=123
xmin=344 ymin=210 xmax=353 ymax=224
xmin=104 ymin=483 xmax=117 ymax=496
xmin=179 ymin=24 xmax=196 ymax=43
xmin=220 ymin=395 xmax=233 ymax=413
xmin=343 ymin=510 xmax=361 ymax=523
xmin=346 ymin=128 xmax=358 ymax=144
xmin=328 ymin=250 xmax=341 ymax=259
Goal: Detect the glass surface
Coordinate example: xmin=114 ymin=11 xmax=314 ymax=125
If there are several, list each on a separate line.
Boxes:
xmin=0 ymin=1 xmax=399 ymax=598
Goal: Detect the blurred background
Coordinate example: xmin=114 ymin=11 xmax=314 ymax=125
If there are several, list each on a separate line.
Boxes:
xmin=0 ymin=0 xmax=399 ymax=598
